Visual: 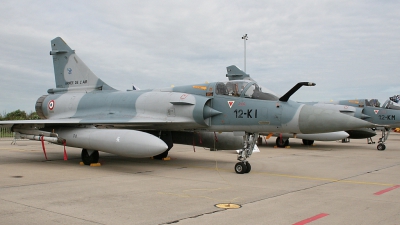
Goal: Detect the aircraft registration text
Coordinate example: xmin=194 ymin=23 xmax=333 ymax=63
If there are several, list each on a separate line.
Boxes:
xmin=234 ymin=109 xmax=258 ymax=118
xmin=379 ymin=115 xmax=395 ymax=120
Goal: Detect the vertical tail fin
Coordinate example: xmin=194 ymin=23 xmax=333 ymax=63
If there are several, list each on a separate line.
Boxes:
xmin=49 ymin=37 xmax=114 ymax=92
xmin=226 ymin=65 xmax=250 ymax=81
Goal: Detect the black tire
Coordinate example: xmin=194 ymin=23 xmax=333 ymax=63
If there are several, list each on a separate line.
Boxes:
xmin=81 ymin=149 xmax=99 ymax=165
xmin=245 ymin=162 xmax=251 ymax=173
xmin=302 ymin=139 xmax=314 ymax=146
xmin=276 ymin=137 xmax=289 ymax=148
xmin=153 ymin=150 xmax=169 ymax=160
xmin=235 ymin=162 xmax=247 ymax=174
xmin=377 ymin=144 xmax=386 ymax=151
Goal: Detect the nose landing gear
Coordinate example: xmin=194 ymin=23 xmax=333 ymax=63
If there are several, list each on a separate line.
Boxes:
xmin=376 ymin=127 xmax=390 ymax=151
xmin=235 ymin=132 xmax=257 ymax=174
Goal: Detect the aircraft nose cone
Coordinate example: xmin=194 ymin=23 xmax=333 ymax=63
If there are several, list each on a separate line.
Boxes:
xmin=298 ymin=105 xmax=375 ymax=134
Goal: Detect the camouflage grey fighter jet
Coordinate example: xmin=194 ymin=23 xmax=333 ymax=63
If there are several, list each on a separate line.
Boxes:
xmin=225 ymin=65 xmax=396 ymax=151
xmin=0 ymin=37 xmax=377 ymax=174
xmin=313 ymin=99 xmax=400 ymax=150
xmin=226 ymin=65 xmax=351 ymax=147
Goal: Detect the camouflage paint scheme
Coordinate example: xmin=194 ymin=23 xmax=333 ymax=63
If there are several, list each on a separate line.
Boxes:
xmin=0 ymin=37 xmax=377 ymax=173
xmin=226 ymin=66 xmax=397 ymax=150
xmin=308 ymin=99 xmax=400 ymax=150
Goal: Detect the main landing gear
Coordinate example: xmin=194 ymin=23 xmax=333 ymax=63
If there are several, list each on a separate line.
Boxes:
xmin=81 ymin=149 xmax=99 ymax=165
xmin=275 ymin=136 xmax=289 ymax=148
xmin=235 ymin=132 xmax=257 ymax=174
xmin=302 ymin=139 xmax=314 ymax=146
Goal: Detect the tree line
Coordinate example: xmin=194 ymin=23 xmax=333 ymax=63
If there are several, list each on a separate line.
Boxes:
xmin=0 ymin=110 xmax=40 ymax=120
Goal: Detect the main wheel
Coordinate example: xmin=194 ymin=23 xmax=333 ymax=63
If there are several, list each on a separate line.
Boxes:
xmin=245 ymin=162 xmax=251 ymax=173
xmin=234 ymin=162 xmax=247 ymax=174
xmin=377 ymin=144 xmax=386 ymax=151
xmin=276 ymin=137 xmax=289 ymax=148
xmin=153 ymin=150 xmax=169 ymax=160
xmin=302 ymin=139 xmax=314 ymax=146
xmin=81 ymin=149 xmax=99 ymax=165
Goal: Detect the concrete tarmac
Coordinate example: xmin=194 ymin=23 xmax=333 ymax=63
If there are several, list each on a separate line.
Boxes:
xmin=0 ymin=134 xmax=399 ymax=225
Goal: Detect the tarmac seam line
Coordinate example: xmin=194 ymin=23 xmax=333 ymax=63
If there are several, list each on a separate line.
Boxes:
xmin=0 ymin=197 xmax=103 ymax=225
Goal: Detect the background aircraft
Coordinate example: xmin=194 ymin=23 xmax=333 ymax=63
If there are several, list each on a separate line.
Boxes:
xmin=313 ymin=98 xmax=400 ymax=150
xmin=0 ymin=37 xmax=376 ymax=174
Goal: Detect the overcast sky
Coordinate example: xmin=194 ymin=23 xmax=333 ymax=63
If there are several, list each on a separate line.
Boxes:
xmin=1 ymin=0 xmax=399 ymax=113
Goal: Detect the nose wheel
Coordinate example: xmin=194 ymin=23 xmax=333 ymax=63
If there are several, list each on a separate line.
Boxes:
xmin=377 ymin=143 xmax=386 ymax=151
xmin=234 ymin=161 xmax=251 ymax=174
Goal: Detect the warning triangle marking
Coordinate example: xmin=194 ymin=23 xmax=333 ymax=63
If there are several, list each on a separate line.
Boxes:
xmin=228 ymin=101 xmax=235 ymax=108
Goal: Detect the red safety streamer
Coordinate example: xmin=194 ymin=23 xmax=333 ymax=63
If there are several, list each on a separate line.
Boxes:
xmin=198 ymin=132 xmax=202 ymax=144
xmin=192 ymin=135 xmax=196 ymax=152
xmin=40 ymin=136 xmax=48 ymax=160
xmin=63 ymin=140 xmax=68 ymax=161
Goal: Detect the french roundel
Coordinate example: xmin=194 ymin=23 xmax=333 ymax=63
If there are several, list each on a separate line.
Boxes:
xmin=48 ymin=100 xmax=55 ymax=110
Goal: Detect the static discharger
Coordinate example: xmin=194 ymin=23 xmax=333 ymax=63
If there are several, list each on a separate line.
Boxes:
xmin=215 ymin=203 xmax=241 ymax=209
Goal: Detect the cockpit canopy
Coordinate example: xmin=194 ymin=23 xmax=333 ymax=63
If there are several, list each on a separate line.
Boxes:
xmin=215 ymin=80 xmax=279 ymax=101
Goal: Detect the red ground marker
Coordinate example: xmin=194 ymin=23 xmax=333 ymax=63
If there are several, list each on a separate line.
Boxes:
xmin=293 ymin=213 xmax=329 ymax=225
xmin=374 ymin=185 xmax=400 ymax=195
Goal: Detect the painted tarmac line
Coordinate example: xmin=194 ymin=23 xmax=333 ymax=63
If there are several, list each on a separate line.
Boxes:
xmin=292 ymin=213 xmax=329 ymax=225
xmin=374 ymin=185 xmax=400 ymax=195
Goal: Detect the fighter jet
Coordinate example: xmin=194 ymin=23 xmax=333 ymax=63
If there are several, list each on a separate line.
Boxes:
xmin=226 ymin=66 xmax=400 ymax=150
xmin=0 ymin=37 xmax=376 ymax=174
xmin=313 ymin=98 xmax=400 ymax=150
xmin=226 ymin=65 xmax=351 ymax=147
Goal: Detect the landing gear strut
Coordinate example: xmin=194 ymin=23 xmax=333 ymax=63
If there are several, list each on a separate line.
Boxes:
xmin=235 ymin=132 xmax=257 ymax=174
xmin=367 ymin=137 xmax=375 ymax=144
